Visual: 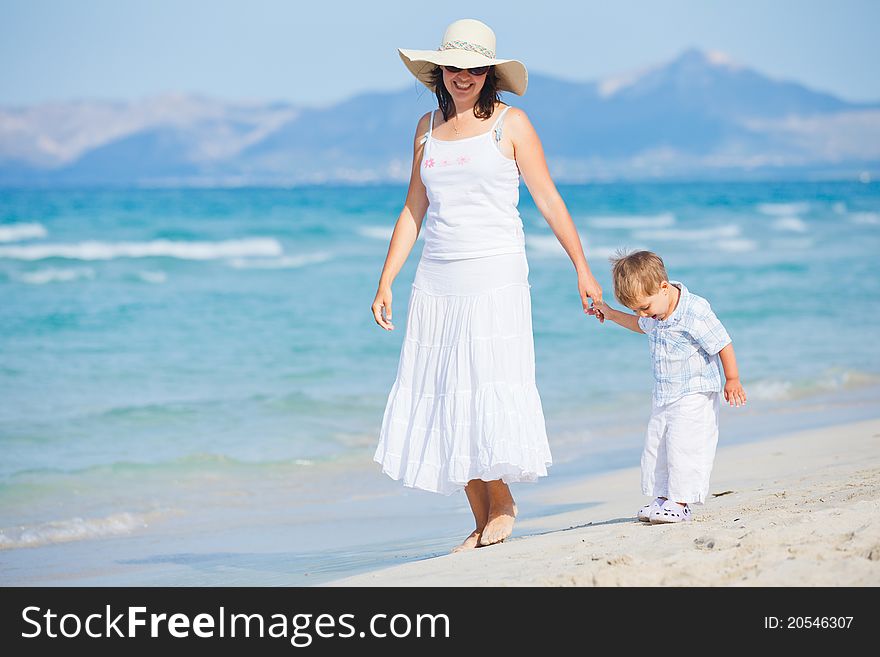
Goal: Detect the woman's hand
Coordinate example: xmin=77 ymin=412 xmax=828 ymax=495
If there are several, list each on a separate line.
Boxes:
xmin=578 ymin=270 xmax=603 ymax=314
xmin=371 ymin=286 xmax=394 ymax=331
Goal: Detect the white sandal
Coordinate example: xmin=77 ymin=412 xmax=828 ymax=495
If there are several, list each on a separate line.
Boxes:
xmin=650 ymin=499 xmax=692 ymax=524
xmin=637 ymin=497 xmax=665 ymax=522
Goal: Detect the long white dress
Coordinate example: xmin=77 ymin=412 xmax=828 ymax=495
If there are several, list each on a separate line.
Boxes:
xmin=374 ymin=106 xmax=552 ymax=495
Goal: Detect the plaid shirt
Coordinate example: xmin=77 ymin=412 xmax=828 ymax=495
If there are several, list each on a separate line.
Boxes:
xmin=638 ymin=281 xmax=731 ymax=406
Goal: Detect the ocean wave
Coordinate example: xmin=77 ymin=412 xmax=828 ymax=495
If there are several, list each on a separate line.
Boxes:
xmin=0 ymin=510 xmax=171 ymax=550
xmin=138 ymin=270 xmax=167 ymax=283
xmin=633 ymin=225 xmax=740 ymax=241
xmin=0 ymin=222 xmax=48 ymax=243
xmin=757 ymin=202 xmax=810 ymax=216
xmin=527 ymin=235 xmax=636 ymax=261
xmin=525 ymin=234 xmax=565 ymax=256
xmin=586 ymin=213 xmax=676 ymax=229
xmin=357 ymin=225 xmax=394 ymax=240
xmin=0 ymin=238 xmax=283 ymax=261
xmin=770 ymin=238 xmax=814 ymax=250
xmin=8 ymin=452 xmax=320 ymax=480
xmin=748 ymin=370 xmax=880 ymax=402
xmin=588 ymin=245 xmax=633 ymax=261
xmin=716 ymin=239 xmax=757 ymax=252
xmin=850 ymin=211 xmax=880 ymax=225
xmin=13 ymin=267 xmax=96 ymax=284
xmin=747 ymin=380 xmax=794 ymax=401
xmin=832 ymin=202 xmax=847 ymax=215
xmin=772 ymin=216 xmax=808 ymax=232
xmin=227 ymin=251 xmax=332 ymax=269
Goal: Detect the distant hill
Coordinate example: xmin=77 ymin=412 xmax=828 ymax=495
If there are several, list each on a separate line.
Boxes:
xmin=1 ymin=49 xmax=878 ymax=186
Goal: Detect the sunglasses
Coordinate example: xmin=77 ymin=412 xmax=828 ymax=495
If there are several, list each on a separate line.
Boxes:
xmin=443 ymin=65 xmax=490 ymax=76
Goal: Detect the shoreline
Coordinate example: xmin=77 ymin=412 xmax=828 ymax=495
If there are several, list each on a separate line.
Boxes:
xmin=2 ymin=411 xmax=878 ymax=587
xmin=326 ymin=418 xmax=880 ymax=586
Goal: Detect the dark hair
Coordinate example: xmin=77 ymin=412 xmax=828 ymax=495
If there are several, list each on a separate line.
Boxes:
xmin=429 ymin=66 xmax=501 ymax=121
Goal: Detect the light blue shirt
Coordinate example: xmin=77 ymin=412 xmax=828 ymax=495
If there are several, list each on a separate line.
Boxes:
xmin=638 ymin=281 xmax=731 ymax=406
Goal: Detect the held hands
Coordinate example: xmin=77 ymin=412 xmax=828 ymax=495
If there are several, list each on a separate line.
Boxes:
xmin=371 ymin=286 xmax=394 ymax=331
xmin=587 ymin=298 xmax=609 ymax=324
xmin=724 ymin=377 xmax=747 ymax=407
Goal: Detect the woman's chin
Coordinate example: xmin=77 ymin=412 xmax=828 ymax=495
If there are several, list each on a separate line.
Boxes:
xmin=452 ymin=92 xmax=479 ymax=103
xmin=448 ymin=84 xmax=479 ymax=99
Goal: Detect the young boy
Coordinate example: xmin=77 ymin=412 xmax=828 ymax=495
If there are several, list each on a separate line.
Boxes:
xmin=590 ymin=250 xmax=746 ymax=524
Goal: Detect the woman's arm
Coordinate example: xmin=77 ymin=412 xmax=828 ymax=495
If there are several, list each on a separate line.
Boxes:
xmin=506 ymin=108 xmax=603 ymax=311
xmin=371 ymin=113 xmax=431 ymax=330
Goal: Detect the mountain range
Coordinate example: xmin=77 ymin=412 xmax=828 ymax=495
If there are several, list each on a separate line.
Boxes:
xmin=1 ymin=49 xmax=878 ymax=186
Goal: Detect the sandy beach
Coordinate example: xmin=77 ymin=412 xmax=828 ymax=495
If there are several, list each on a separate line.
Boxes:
xmin=328 ymin=418 xmax=880 ymax=586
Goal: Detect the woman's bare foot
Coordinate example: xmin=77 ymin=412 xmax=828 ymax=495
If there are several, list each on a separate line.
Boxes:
xmin=480 ymin=480 xmax=518 ymax=546
xmin=451 ymin=529 xmax=483 ymax=553
xmin=453 ymin=479 xmax=490 ymax=552
xmin=480 ymin=503 xmax=517 ymax=545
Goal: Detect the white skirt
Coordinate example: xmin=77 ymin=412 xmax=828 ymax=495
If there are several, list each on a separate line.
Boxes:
xmin=374 ymin=251 xmax=552 ymax=495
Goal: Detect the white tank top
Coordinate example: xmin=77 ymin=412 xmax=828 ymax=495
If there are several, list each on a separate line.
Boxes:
xmin=419 ymin=105 xmax=526 ymax=260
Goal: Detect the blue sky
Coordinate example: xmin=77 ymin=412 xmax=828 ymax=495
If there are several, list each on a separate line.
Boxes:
xmin=1 ymin=0 xmax=877 ymax=107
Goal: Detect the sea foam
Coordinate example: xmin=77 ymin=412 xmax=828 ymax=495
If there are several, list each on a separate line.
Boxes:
xmin=138 ymin=270 xmax=168 ymax=283
xmin=757 ymin=202 xmax=810 ymax=216
xmin=716 ymin=239 xmax=757 ymax=252
xmin=772 ymin=216 xmax=808 ymax=232
xmin=357 ymin=225 xmax=394 ymax=240
xmin=748 ymin=370 xmax=879 ymax=402
xmin=0 ymin=238 xmax=283 ymax=261
xmin=525 ymin=234 xmax=565 ymax=256
xmin=770 ymin=238 xmax=814 ymax=251
xmin=0 ymin=222 xmax=48 ymax=243
xmin=633 ymin=225 xmax=740 ymax=241
xmin=526 ymin=235 xmax=627 ymax=261
xmin=0 ymin=510 xmax=172 ymax=550
xmin=850 ymin=212 xmax=880 ymax=225
xmin=227 ymin=251 xmax=332 ymax=269
xmin=14 ymin=267 xmax=96 ymax=284
xmin=587 ymin=213 xmax=676 ymax=229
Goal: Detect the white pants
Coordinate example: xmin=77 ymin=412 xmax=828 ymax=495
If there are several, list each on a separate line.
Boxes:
xmin=641 ymin=392 xmax=720 ymax=504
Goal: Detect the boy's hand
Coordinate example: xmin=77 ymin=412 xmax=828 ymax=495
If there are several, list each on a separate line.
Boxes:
xmin=588 ymin=299 xmax=608 ymax=323
xmin=724 ymin=377 xmax=747 ymax=407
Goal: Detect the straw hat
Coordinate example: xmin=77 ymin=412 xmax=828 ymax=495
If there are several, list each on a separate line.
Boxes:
xmin=398 ymin=19 xmax=528 ymax=96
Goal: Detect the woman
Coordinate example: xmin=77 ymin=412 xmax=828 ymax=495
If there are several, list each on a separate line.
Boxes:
xmin=371 ymin=19 xmax=602 ymax=551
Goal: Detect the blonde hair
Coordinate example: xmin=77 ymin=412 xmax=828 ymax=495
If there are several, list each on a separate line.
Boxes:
xmin=610 ymin=250 xmax=668 ymax=308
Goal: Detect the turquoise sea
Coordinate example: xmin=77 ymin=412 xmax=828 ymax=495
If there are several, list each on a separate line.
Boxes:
xmin=1 ymin=181 xmax=879 ymax=585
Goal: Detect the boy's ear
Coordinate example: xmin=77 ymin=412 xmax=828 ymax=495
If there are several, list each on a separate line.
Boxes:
xmin=659 ymin=280 xmax=670 ymax=292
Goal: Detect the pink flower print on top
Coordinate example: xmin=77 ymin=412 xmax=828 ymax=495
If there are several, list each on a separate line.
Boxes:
xmin=427 ymin=156 xmax=469 ymax=168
